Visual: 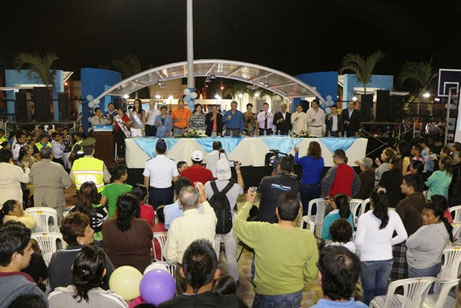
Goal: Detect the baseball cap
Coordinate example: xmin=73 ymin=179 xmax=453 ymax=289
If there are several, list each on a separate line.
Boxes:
xmin=191 ymin=150 xmax=203 ymax=162
xmin=216 ymin=159 xmax=232 ymax=180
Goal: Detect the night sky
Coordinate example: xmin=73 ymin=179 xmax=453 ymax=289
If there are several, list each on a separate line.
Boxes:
xmin=2 ymin=0 xmax=461 ymax=89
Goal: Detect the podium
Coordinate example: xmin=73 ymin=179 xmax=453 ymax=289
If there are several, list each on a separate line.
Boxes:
xmin=93 ymin=126 xmax=115 ymax=166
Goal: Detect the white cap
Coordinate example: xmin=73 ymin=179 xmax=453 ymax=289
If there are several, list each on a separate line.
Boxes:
xmin=191 ymin=150 xmax=204 ymax=162
xmin=216 ymin=159 xmax=232 ymax=180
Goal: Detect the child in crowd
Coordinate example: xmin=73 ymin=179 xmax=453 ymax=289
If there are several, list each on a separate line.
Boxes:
xmin=100 ymin=165 xmax=132 ymax=218
xmin=326 ymin=218 xmax=356 ymax=254
xmin=177 ymin=161 xmax=188 ymax=174
xmin=131 ymin=184 xmax=155 ymax=226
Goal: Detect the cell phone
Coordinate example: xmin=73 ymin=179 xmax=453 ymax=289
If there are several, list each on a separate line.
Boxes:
xmin=229 ymin=160 xmax=236 ymax=167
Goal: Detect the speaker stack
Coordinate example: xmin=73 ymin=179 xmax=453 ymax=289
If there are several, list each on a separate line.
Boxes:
xmin=376 ymin=90 xmax=390 ymax=122
xmin=15 ymin=91 xmax=29 ymax=122
xmin=33 ymin=87 xmax=50 ymax=122
xmin=360 ymin=94 xmax=373 ymax=122
xmin=57 ymin=92 xmax=70 ymax=121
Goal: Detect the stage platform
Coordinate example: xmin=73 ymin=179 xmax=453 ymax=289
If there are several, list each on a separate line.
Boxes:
xmin=125 ymin=136 xmax=368 ymax=168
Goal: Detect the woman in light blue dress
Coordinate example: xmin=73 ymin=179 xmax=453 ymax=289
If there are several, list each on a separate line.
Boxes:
xmin=154 ymin=105 xmax=173 ymax=137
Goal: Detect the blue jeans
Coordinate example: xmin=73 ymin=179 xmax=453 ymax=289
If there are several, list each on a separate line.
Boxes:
xmin=253 ymin=290 xmax=302 ymax=308
xmin=299 ymin=183 xmax=321 ymax=216
xmin=361 ymin=259 xmax=393 ymax=305
xmin=409 ymin=262 xmax=441 ymax=293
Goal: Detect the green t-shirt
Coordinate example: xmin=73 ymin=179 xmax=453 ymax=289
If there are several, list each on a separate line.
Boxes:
xmin=101 ymin=183 xmax=133 ymax=218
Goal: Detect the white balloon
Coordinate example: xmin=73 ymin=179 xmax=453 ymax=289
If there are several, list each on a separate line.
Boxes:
xmin=88 ymin=102 xmax=94 ymax=108
xmin=326 ymin=95 xmax=332 ymax=101
xmin=183 ymin=88 xmax=191 ymax=95
xmin=144 ymin=263 xmax=169 ymax=275
xmin=325 ymin=107 xmax=331 ymax=114
xmin=86 ymin=95 xmax=93 ymax=101
xmin=93 ymin=98 xmax=100 ymax=105
xmin=190 ymin=92 xmax=198 ymax=99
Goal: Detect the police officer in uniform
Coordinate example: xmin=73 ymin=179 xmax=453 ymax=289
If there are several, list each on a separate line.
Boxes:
xmin=70 ymin=137 xmax=111 ymax=193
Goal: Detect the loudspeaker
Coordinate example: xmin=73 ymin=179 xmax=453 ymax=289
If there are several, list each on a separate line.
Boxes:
xmin=15 ymin=91 xmax=28 ymax=122
xmin=33 ymin=87 xmax=50 ymax=122
xmin=57 ymin=92 xmax=70 ymax=121
xmin=390 ymin=95 xmax=404 ymax=122
xmin=376 ymin=90 xmax=390 ymax=122
xmin=360 ymin=94 xmax=373 ymax=122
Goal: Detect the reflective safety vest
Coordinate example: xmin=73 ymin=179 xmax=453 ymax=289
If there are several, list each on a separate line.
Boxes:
xmin=71 ymin=140 xmax=84 ymax=154
xmin=73 ymin=156 xmax=105 ymax=192
xmin=0 ymin=136 xmax=6 ymax=143
xmin=35 ymin=142 xmax=52 ymax=151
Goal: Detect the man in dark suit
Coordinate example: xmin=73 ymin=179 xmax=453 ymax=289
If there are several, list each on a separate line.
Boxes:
xmin=325 ymin=105 xmax=343 ymax=137
xmin=272 ymin=103 xmax=292 ymax=135
xmin=341 ymin=101 xmax=361 ymax=137
xmin=205 ymin=105 xmax=223 ymax=136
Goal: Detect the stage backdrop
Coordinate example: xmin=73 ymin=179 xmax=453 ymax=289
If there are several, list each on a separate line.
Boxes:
xmin=125 ymin=136 xmax=368 ymax=168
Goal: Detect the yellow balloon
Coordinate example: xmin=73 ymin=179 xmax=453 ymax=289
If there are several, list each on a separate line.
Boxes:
xmin=109 ymin=266 xmax=143 ymax=300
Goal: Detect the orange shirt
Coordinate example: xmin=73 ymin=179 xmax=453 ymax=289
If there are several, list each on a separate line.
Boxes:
xmin=171 ymin=107 xmax=191 ymax=128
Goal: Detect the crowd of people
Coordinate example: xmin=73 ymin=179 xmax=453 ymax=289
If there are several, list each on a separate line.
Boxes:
xmin=0 ymin=110 xmax=461 ymax=307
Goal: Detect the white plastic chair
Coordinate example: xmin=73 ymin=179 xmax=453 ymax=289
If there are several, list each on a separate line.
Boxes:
xmin=25 ymin=207 xmax=58 ymax=233
xmin=423 ymin=279 xmax=459 ymax=308
xmin=369 ymin=277 xmax=436 ymax=308
xmin=449 ymin=205 xmax=461 ymax=224
xmin=152 ymin=232 xmax=168 ymax=261
xmin=31 ymin=232 xmax=65 ymax=265
xmin=437 ymin=247 xmax=461 ymax=283
xmin=362 ymin=198 xmax=371 ymax=215
xmin=301 ymin=198 xmax=326 ymax=237
xmin=350 ymin=199 xmax=363 ymax=228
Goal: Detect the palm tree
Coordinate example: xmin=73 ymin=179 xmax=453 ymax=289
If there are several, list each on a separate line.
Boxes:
xmin=13 ymin=52 xmax=58 ymax=87
xmin=340 ymin=50 xmax=385 ymax=94
xmin=223 ymin=84 xmax=247 ymax=99
xmin=111 ymin=54 xmax=141 ymax=79
xmin=399 ymin=59 xmax=437 ymax=94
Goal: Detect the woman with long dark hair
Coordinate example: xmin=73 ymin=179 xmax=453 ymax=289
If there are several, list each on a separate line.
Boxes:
xmin=294 ymin=141 xmax=324 ymax=216
xmin=321 ymin=194 xmax=354 ymax=241
xmin=71 ymin=182 xmax=108 ymax=243
xmin=426 ymin=156 xmax=453 ymax=200
xmin=102 ymin=193 xmax=152 ymax=272
xmin=355 ymin=187 xmax=408 ymax=305
xmin=406 ymin=202 xmax=453 ymax=280
xmin=48 ymin=246 xmax=127 ymax=307
xmin=189 ymin=103 xmax=207 ymax=131
xmin=130 ymin=99 xmax=146 ymax=137
xmin=379 ymin=156 xmax=404 ymax=207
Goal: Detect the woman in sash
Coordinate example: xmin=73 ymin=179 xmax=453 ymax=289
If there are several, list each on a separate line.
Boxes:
xmin=130 ymin=99 xmax=146 ymax=137
xmin=114 ymin=108 xmax=130 ymax=163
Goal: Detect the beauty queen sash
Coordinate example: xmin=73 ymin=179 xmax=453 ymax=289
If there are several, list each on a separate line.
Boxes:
xmin=115 ymin=115 xmax=131 ymax=138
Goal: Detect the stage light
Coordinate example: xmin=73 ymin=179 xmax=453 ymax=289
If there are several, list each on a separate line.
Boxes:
xmin=123 ymin=94 xmax=129 ymax=99
xmin=220 ymin=86 xmax=224 ymax=90
xmin=254 ymin=92 xmax=260 ymax=98
xmin=168 ymin=96 xmax=173 ymax=101
xmin=435 ymin=97 xmax=440 ymax=102
xmin=64 ymin=82 xmax=68 ymax=86
xmin=352 ymin=96 xmax=357 ymax=102
xmin=155 ymin=95 xmax=161 ymax=99
xmin=423 ymin=92 xmax=430 ymax=98
xmin=215 ymin=94 xmax=220 ymax=99
xmin=238 ymin=93 xmax=243 ymax=98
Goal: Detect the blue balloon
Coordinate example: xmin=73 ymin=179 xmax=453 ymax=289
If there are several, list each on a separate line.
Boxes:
xmin=184 ymin=95 xmax=191 ymax=103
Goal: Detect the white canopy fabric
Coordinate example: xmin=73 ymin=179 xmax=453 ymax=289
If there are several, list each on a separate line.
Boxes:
xmin=95 ymin=59 xmax=325 ymax=102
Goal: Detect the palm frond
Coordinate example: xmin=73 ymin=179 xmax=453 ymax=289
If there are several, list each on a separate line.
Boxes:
xmin=399 ymin=60 xmax=437 ymax=92
xmin=13 ymin=52 xmax=58 ymax=86
xmin=340 ymin=51 xmax=384 ymax=91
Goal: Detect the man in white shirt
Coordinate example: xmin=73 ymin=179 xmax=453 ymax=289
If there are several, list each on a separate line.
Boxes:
xmin=306 ymin=99 xmax=325 ymax=137
xmin=164 ymin=183 xmax=217 ymax=264
xmin=291 ymin=104 xmax=308 ymax=135
xmin=89 ymin=108 xmax=112 ymax=126
xmin=145 ymin=100 xmax=160 ymax=137
xmin=143 ymin=139 xmax=179 ymax=209
xmin=205 ymin=141 xmax=228 ymax=177
xmin=325 ymin=105 xmax=342 ymax=137
xmin=12 ymin=131 xmax=27 ymax=162
xmin=257 ymin=103 xmax=274 ymax=135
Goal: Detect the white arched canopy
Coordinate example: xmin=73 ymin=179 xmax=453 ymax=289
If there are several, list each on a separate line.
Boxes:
xmin=96 ymin=59 xmax=325 ymax=102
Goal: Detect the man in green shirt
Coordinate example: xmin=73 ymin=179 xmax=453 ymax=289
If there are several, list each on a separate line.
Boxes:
xmin=100 ymin=165 xmax=132 ymax=218
xmin=233 ymin=190 xmax=319 ymax=307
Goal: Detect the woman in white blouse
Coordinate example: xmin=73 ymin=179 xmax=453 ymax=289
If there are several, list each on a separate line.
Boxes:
xmin=0 ymin=148 xmax=30 ymax=207
xmin=355 ymin=187 xmax=408 ymax=305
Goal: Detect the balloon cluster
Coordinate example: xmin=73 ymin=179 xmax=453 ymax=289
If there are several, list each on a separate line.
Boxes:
xmin=109 ymin=264 xmax=175 ymax=306
xmin=319 ymin=95 xmax=335 ymax=115
xmin=183 ymin=88 xmax=197 ymax=109
xmin=86 ymin=95 xmax=101 ymax=109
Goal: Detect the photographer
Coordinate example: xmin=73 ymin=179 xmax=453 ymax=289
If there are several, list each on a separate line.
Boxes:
xmin=205 ymin=141 xmax=228 ymax=177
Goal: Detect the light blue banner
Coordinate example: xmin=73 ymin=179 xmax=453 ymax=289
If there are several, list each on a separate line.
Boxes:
xmin=133 ymin=137 xmax=180 ymax=159
xmin=260 ymin=136 xmax=303 ymax=154
xmin=319 ymin=137 xmax=356 ymax=153
xmin=196 ymin=137 xmax=243 ymax=154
